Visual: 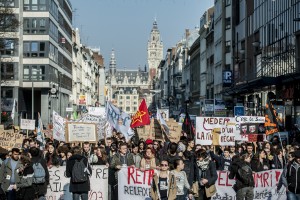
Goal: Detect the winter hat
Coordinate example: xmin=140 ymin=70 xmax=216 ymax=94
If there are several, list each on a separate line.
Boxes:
xmin=145 ymin=139 xmax=153 ymax=145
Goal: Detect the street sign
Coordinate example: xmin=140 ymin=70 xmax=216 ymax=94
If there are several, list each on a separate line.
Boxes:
xmin=66 ymin=107 xmax=73 ymax=112
xmin=234 ymin=106 xmax=245 ymax=116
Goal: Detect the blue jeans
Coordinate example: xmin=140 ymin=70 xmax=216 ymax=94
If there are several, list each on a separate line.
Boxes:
xmin=73 ymin=192 xmax=88 ymax=200
xmin=287 ymin=191 xmax=300 ymax=200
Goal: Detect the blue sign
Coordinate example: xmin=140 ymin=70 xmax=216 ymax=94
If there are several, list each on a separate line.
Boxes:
xmin=234 ymin=106 xmax=245 ymax=116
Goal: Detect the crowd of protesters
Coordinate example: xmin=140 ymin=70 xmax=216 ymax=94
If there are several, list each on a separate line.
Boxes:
xmin=0 ymin=130 xmax=300 ymax=200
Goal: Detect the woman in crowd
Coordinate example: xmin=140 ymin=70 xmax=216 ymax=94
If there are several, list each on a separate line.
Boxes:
xmin=16 ymin=153 xmax=35 ymax=200
xmin=57 ymin=146 xmax=68 ymax=166
xmin=251 ymin=150 xmax=270 ymax=172
xmin=150 ymin=160 xmax=177 ymax=200
xmin=273 ymin=149 xmax=286 ymax=169
xmin=195 ymin=149 xmax=218 ymax=200
xmin=45 ymin=143 xmax=60 ymax=168
xmin=94 ymin=147 xmax=109 ymax=165
xmin=140 ymin=147 xmax=159 ymax=170
xmin=171 ymin=159 xmax=193 ymax=200
xmin=131 ymin=144 xmax=142 ymax=168
xmin=138 ymin=141 xmax=146 ymax=156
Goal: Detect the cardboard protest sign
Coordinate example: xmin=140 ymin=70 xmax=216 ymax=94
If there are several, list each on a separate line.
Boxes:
xmin=196 ymin=117 xmax=239 ymax=145
xmin=136 ymin=119 xmax=155 ymax=140
xmin=0 ymin=130 xmax=23 ymax=150
xmin=118 ymin=167 xmax=154 ymax=200
xmin=65 ymin=122 xmax=97 ymax=143
xmin=46 ymin=166 xmax=108 ymax=200
xmin=79 ymin=114 xmax=106 ymax=140
xmin=165 ymin=119 xmax=181 ymax=143
xmin=20 ymin=119 xmax=35 ymax=130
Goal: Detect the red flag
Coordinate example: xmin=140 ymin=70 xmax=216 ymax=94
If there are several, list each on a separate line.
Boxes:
xmin=130 ymin=99 xmax=150 ymax=128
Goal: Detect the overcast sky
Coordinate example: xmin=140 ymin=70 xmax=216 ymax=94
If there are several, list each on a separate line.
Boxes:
xmin=70 ymin=0 xmax=214 ymax=69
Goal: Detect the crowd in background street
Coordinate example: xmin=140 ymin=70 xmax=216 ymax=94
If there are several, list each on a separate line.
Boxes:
xmin=0 ymin=128 xmax=300 ymax=200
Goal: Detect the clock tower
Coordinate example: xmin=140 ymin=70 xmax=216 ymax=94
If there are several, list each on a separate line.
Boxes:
xmin=147 ymin=19 xmax=163 ymax=80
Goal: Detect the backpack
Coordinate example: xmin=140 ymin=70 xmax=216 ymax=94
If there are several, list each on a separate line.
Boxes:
xmin=238 ymin=165 xmax=254 ymax=186
xmin=32 ymin=161 xmax=46 ymax=184
xmin=72 ymin=158 xmax=88 ymax=183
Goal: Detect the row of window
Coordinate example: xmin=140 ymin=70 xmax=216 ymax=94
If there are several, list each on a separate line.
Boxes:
xmin=23 ymin=65 xmax=46 ymax=81
xmin=0 ymin=63 xmax=17 ymax=80
xmin=119 ymin=96 xmax=138 ymax=99
xmin=23 ymin=18 xmax=47 ymax=34
xmin=0 ymin=0 xmax=16 ymax=7
xmin=24 ymin=0 xmax=47 ymax=11
xmin=0 ymin=39 xmax=17 ymax=56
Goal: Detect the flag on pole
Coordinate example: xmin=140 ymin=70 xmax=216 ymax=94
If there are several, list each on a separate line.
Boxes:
xmin=130 ymin=99 xmax=150 ymax=128
xmin=182 ymin=112 xmax=195 ymax=139
xmin=106 ymin=102 xmax=134 ymax=141
xmin=265 ymin=92 xmax=281 ymax=135
xmin=157 ymin=108 xmax=169 ymax=135
xmin=37 ymin=112 xmax=45 ymax=148
xmin=10 ymin=99 xmax=17 ymax=121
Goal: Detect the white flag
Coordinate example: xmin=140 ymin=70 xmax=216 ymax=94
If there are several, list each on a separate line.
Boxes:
xmin=157 ymin=108 xmax=170 ymax=135
xmin=106 ymin=102 xmax=134 ymax=141
xmin=10 ymin=99 xmax=17 ymax=121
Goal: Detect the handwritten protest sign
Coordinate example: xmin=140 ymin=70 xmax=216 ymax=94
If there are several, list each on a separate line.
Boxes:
xmin=79 ymin=114 xmax=106 ymax=139
xmin=53 ymin=111 xmax=66 ymax=141
xmin=0 ymin=130 xmax=23 ymax=150
xmin=46 ymin=166 xmax=108 ymax=200
xmin=118 ymin=167 xmax=154 ymax=200
xmin=66 ymin=122 xmax=97 ymax=142
xmin=165 ymin=119 xmax=181 ymax=143
xmin=196 ymin=117 xmax=239 ymax=145
xmin=20 ymin=119 xmax=35 ymax=130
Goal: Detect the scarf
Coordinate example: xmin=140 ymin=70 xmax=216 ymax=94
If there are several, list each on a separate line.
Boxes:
xmin=197 ymin=157 xmax=210 ymax=171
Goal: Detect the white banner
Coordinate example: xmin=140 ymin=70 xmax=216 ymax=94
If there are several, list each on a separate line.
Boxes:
xmin=214 ymin=170 xmax=286 ymax=200
xmin=196 ymin=117 xmax=239 ymax=145
xmin=88 ymin=107 xmax=105 ymax=116
xmin=117 ymin=168 xmax=286 ymax=200
xmin=118 ymin=167 xmax=154 ymax=200
xmin=53 ymin=111 xmax=66 ymax=142
xmin=20 ymin=119 xmax=35 ymax=130
xmin=46 ymin=166 xmax=108 ymax=200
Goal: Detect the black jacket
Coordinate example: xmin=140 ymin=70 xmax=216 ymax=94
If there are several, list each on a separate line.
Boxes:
xmin=251 ymin=158 xmax=270 ymax=172
xmin=16 ymin=164 xmax=35 ymax=200
xmin=229 ymin=157 xmax=254 ymax=191
xmin=31 ymin=156 xmax=49 ymax=196
xmin=273 ymin=155 xmax=286 ymax=169
xmin=196 ymin=161 xmax=218 ymax=187
xmin=66 ymin=154 xmax=92 ymax=193
xmin=282 ymin=161 xmax=300 ymax=194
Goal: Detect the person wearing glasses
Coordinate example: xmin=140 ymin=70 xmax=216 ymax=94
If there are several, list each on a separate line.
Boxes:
xmin=150 ymin=160 xmax=177 ymax=200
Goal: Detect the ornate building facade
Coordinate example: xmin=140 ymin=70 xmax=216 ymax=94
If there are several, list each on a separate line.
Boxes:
xmin=105 ymin=20 xmax=164 ymax=113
